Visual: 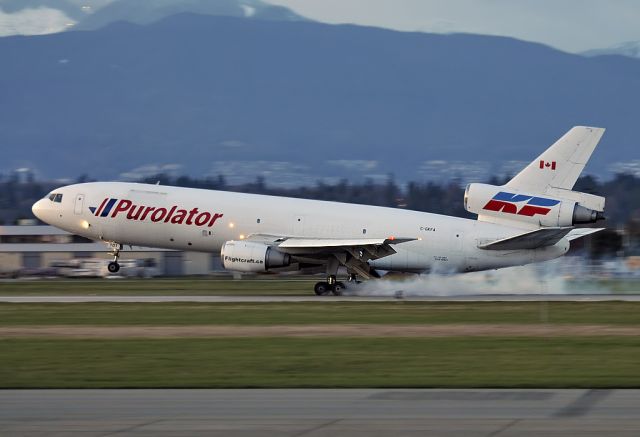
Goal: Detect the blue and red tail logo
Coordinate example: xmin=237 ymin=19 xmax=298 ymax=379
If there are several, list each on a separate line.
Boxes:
xmin=483 ymin=192 xmax=560 ymax=217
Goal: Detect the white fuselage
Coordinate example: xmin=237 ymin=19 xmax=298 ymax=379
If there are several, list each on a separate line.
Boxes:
xmin=32 ymin=182 xmax=568 ymax=273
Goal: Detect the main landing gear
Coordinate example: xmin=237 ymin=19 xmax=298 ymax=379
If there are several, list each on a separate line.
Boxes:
xmin=313 ymin=256 xmax=361 ymax=296
xmin=107 ymin=242 xmax=122 ymax=273
xmin=314 ymin=275 xmax=346 ymax=296
xmin=314 ymin=273 xmax=361 ymax=296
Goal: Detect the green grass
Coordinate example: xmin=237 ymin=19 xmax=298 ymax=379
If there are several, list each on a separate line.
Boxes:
xmin=1 ymin=301 xmax=640 ymax=326
xmin=1 ymin=337 xmax=639 ymax=388
xmin=0 ymin=278 xmax=316 ymax=296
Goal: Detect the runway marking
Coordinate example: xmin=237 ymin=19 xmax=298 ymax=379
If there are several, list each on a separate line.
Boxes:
xmin=2 ymin=324 xmax=640 ymax=338
xmin=554 ymin=389 xmax=612 ymax=417
xmin=293 ymin=418 xmax=343 ymax=437
xmin=103 ymin=419 xmax=163 ymax=436
xmin=487 ymin=419 xmax=521 ymax=437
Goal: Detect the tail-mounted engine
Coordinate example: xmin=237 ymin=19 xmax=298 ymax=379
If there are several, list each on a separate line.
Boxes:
xmin=464 ymin=183 xmax=604 ymax=227
xmin=221 ymin=240 xmax=291 ymax=272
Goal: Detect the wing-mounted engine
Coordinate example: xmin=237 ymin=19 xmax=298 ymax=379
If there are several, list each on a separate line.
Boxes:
xmin=221 ymin=241 xmax=291 ymax=272
xmin=464 ymin=183 xmax=604 ymax=228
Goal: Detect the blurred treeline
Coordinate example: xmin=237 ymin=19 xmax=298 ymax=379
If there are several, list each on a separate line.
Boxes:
xmin=1 ymin=171 xmax=639 ymax=256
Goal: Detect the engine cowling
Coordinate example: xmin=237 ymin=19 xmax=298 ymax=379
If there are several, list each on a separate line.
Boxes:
xmin=464 ymin=183 xmax=604 ymax=227
xmin=221 ymin=241 xmax=291 ymax=272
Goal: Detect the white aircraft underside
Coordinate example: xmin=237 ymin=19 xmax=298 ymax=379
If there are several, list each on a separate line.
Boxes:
xmin=32 ymin=126 xmax=606 ymax=295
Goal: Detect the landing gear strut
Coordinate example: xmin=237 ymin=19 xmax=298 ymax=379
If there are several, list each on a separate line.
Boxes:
xmin=107 ymin=242 xmax=122 ymax=273
xmin=313 ymin=256 xmax=354 ymax=296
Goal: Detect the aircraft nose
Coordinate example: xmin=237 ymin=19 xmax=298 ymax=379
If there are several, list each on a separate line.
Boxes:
xmin=32 ymin=199 xmax=47 ymax=222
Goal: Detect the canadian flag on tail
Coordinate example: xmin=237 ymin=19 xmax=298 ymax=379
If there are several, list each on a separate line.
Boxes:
xmin=539 ymin=160 xmax=556 ymax=170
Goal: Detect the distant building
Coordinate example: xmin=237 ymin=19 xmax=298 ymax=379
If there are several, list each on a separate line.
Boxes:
xmin=0 ymin=225 xmax=222 ymax=276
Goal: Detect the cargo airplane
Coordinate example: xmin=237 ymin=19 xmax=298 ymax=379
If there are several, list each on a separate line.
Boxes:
xmin=32 ymin=126 xmax=605 ymax=295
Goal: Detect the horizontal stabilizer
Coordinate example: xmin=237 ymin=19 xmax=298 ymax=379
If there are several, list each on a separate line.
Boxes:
xmin=478 ymin=227 xmax=573 ymax=250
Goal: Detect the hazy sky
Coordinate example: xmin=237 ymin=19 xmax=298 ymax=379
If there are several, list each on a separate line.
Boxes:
xmin=265 ymin=0 xmax=640 ymax=53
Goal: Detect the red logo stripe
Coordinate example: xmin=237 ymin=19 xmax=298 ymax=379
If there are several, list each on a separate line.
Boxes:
xmin=94 ymin=198 xmax=108 ymax=216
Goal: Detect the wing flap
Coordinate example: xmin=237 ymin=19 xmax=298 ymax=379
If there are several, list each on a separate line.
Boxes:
xmin=277 ymin=237 xmax=415 ymax=248
xmin=478 ymin=227 xmax=572 ymax=250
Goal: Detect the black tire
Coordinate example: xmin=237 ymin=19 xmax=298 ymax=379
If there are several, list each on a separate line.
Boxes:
xmin=332 ymin=282 xmax=345 ymax=296
xmin=108 ymin=262 xmax=120 ymax=273
xmin=314 ymin=282 xmax=330 ymax=296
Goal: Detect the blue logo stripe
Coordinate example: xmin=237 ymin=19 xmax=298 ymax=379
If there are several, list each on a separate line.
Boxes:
xmin=101 ymin=198 xmax=117 ymax=217
xmin=493 ymin=191 xmax=532 ymax=203
xmin=528 ymin=196 xmax=561 ymax=207
xmin=492 ymin=191 xmax=560 ymax=207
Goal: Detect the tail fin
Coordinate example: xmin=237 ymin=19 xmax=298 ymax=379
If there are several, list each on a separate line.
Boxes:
xmin=506 ymin=126 xmax=605 ymax=193
xmin=464 ymin=126 xmax=606 ymax=227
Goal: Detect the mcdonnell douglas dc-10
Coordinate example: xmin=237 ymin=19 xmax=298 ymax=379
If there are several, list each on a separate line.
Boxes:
xmin=33 ymin=126 xmax=605 ymax=295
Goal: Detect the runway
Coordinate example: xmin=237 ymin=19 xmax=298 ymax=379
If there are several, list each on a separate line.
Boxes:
xmin=1 ymin=389 xmax=639 ymax=436
xmin=2 ymin=293 xmax=640 ymax=302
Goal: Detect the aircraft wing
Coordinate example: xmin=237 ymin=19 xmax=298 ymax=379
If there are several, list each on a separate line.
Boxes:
xmin=478 ymin=227 xmax=573 ymax=250
xmin=246 ymin=234 xmax=416 ymax=279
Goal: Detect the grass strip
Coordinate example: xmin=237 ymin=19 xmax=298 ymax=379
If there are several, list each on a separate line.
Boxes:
xmin=2 ymin=278 xmax=639 ymax=296
xmin=1 ymin=302 xmax=640 ymax=326
xmin=0 ymin=278 xmax=315 ymax=296
xmin=1 ymin=337 xmax=639 ymax=388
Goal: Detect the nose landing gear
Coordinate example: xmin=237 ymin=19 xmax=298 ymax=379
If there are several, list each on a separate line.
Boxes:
xmin=107 ymin=242 xmax=122 ymax=273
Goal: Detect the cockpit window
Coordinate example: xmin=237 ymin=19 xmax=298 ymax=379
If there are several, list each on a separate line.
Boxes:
xmin=48 ymin=193 xmax=63 ymax=203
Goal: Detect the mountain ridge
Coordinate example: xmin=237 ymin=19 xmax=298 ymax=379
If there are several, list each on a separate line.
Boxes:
xmin=0 ymin=13 xmax=638 ymax=184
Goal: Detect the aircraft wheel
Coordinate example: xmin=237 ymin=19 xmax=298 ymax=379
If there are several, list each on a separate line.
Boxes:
xmin=314 ymin=282 xmax=331 ymax=296
xmin=108 ymin=261 xmax=120 ymax=273
xmin=332 ymin=281 xmax=345 ymax=296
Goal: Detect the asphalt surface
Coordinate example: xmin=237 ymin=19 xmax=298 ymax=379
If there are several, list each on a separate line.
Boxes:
xmin=1 ymin=293 xmax=640 ymax=302
xmin=1 ymin=389 xmax=639 ymax=436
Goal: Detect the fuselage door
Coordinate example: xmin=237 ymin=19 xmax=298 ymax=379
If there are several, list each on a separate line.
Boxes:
xmin=74 ymin=193 xmax=85 ymax=215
